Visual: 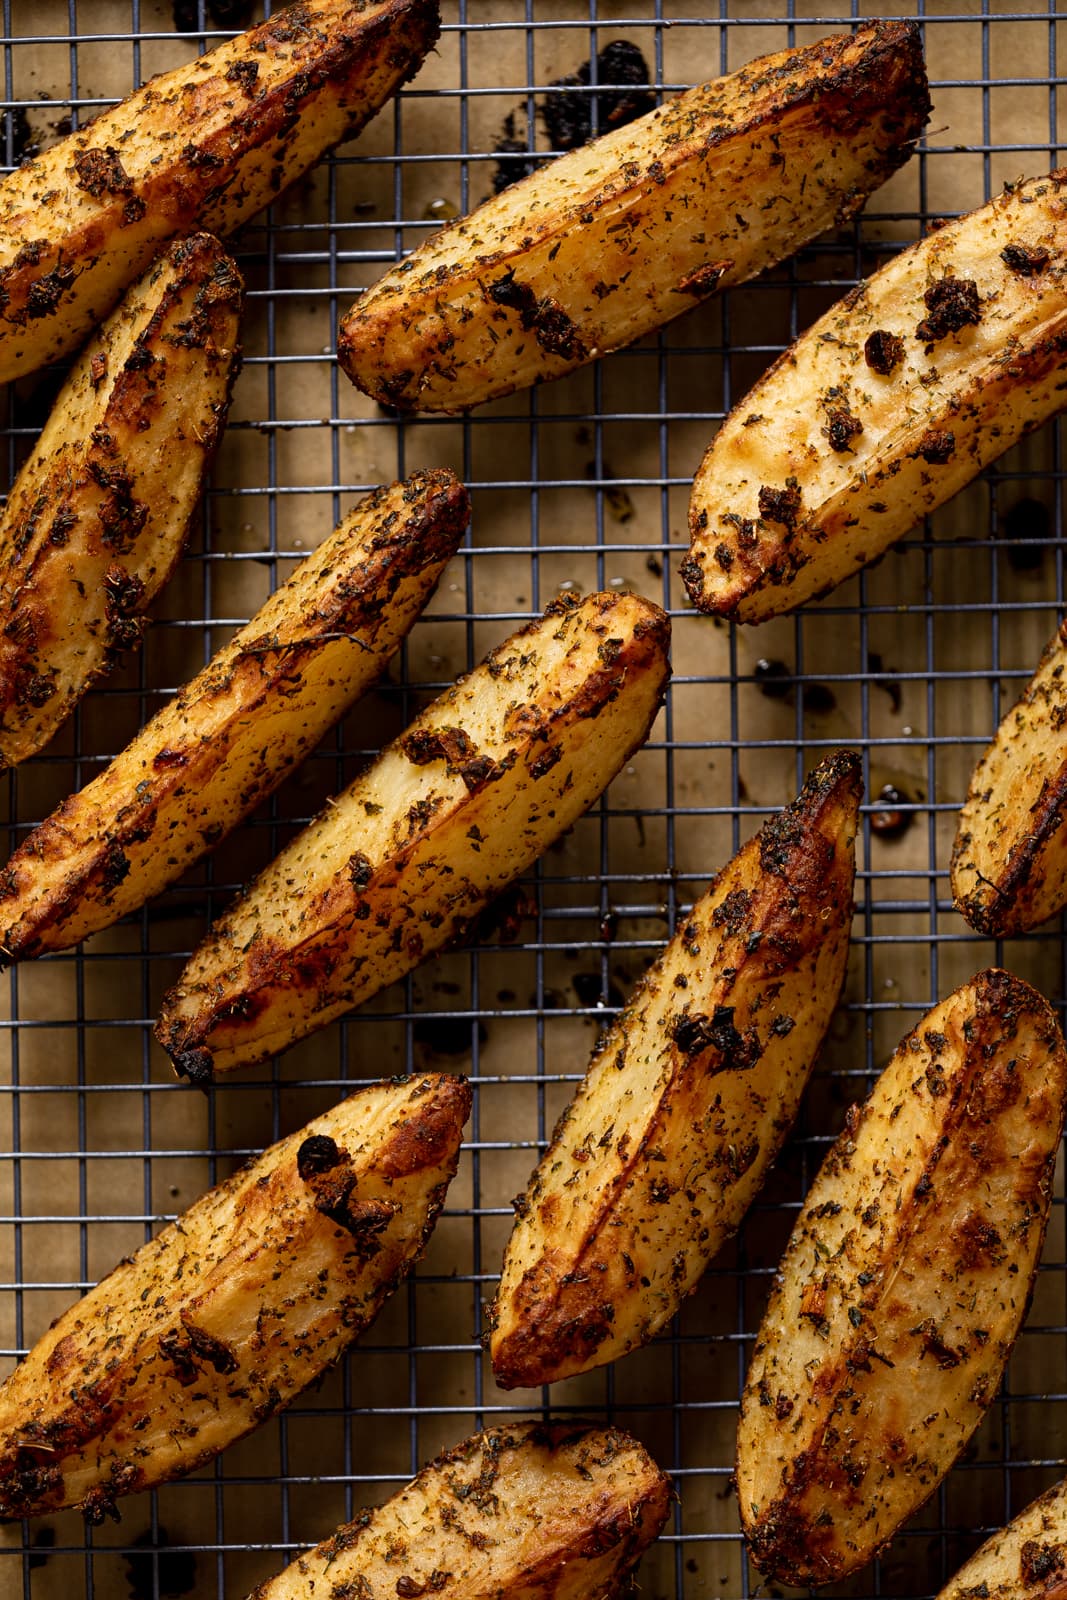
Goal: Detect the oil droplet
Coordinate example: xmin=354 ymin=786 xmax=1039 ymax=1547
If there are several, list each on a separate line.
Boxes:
xmin=424 ymin=196 xmax=459 ymax=224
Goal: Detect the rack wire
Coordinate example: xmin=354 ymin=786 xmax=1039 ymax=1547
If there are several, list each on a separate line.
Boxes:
xmin=1 ymin=1 xmax=1066 ymax=1596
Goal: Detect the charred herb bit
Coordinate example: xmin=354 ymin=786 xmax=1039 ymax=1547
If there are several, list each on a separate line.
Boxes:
xmin=296 ymin=1133 xmax=345 ymax=1180
xmin=25 ymin=261 xmax=74 ymax=320
xmin=101 ymin=839 xmax=131 ymax=891
xmin=72 ymin=146 xmax=132 ymax=197
xmin=758 ymin=480 xmax=802 ymax=529
xmin=89 ymin=352 xmax=108 ymax=389
xmin=915 ymin=276 xmax=981 ymax=343
xmin=1020 ymin=1539 xmax=1066 ymax=1586
xmin=825 ymin=406 xmax=863 ymax=453
xmin=348 ymin=851 xmax=374 ymax=891
xmin=225 ymin=57 xmax=260 ymax=94
xmin=671 ymin=1004 xmax=762 ymax=1071
xmin=1001 ymin=241 xmax=1050 ymax=277
xmin=863 ymin=328 xmax=905 ymax=375
xmin=15 ymin=667 xmax=57 ymax=709
xmin=916 ymin=428 xmax=954 ymax=465
xmin=542 ymin=40 xmax=655 ymax=153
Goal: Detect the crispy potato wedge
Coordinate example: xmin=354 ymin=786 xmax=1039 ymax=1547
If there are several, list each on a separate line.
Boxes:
xmin=737 ymin=969 xmax=1067 ymax=1587
xmin=0 ymin=1072 xmax=470 ymax=1523
xmin=0 ymin=232 xmax=242 ymax=767
xmin=684 ymin=170 xmax=1067 ymax=623
xmin=489 ymin=750 xmax=861 ymax=1389
xmin=249 ymin=1421 xmax=670 ymax=1600
xmin=0 ymin=469 xmax=469 ymax=959
xmin=156 ymin=590 xmax=670 ymax=1081
xmin=0 ymin=0 xmax=439 ymax=382
xmin=952 ymin=617 xmax=1067 ymax=935
xmin=936 ymin=1476 xmax=1067 ymax=1600
xmin=337 ymin=21 xmax=928 ymax=413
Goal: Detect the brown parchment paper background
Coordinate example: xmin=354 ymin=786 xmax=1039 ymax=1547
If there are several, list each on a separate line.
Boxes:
xmin=1 ymin=3 xmax=1066 ymax=1597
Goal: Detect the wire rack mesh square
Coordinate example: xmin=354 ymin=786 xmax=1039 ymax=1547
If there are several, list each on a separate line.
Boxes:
xmin=0 ymin=1 xmax=1066 ymax=1596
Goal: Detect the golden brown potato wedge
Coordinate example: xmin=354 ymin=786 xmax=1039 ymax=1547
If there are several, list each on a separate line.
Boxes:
xmin=0 ymin=469 xmax=469 ymax=960
xmin=684 ymin=170 xmax=1067 ymax=622
xmin=489 ymin=750 xmax=861 ymax=1389
xmin=935 ymin=1476 xmax=1067 ymax=1600
xmin=337 ymin=21 xmax=928 ymax=413
xmin=737 ymin=969 xmax=1067 ymax=1587
xmin=0 ymin=232 xmax=242 ymax=767
xmin=248 ymin=1422 xmax=671 ymax=1600
xmin=952 ymin=617 xmax=1067 ymax=935
xmin=0 ymin=0 xmax=439 ymax=382
xmin=156 ymin=590 xmax=670 ymax=1081
xmin=0 ymin=1072 xmax=470 ymax=1523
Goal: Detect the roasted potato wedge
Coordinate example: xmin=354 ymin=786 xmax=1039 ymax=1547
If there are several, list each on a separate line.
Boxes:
xmin=952 ymin=617 xmax=1067 ymax=935
xmin=489 ymin=750 xmax=861 ymax=1389
xmin=0 ymin=1072 xmax=470 ymax=1523
xmin=249 ymin=1422 xmax=670 ymax=1600
xmin=737 ymin=969 xmax=1067 ymax=1587
xmin=156 ymin=590 xmax=670 ymax=1081
xmin=936 ymin=1476 xmax=1067 ymax=1600
xmin=684 ymin=170 xmax=1067 ymax=622
xmin=0 ymin=0 xmax=439 ymax=382
xmin=338 ymin=21 xmax=928 ymax=413
xmin=0 ymin=469 xmax=469 ymax=959
xmin=0 ymin=232 xmax=242 ymax=767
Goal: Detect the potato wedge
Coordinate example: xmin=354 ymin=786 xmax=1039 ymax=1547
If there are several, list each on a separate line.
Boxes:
xmin=952 ymin=617 xmax=1067 ymax=935
xmin=489 ymin=749 xmax=861 ymax=1389
xmin=936 ymin=1477 xmax=1067 ymax=1600
xmin=0 ymin=0 xmax=439 ymax=382
xmin=0 ymin=1071 xmax=470 ymax=1523
xmin=337 ymin=21 xmax=929 ymax=413
xmin=684 ymin=170 xmax=1067 ymax=623
xmin=156 ymin=590 xmax=670 ymax=1081
xmin=249 ymin=1422 xmax=670 ymax=1600
xmin=737 ymin=969 xmax=1067 ymax=1587
xmin=0 ymin=469 xmax=469 ymax=960
xmin=0 ymin=232 xmax=242 ymax=767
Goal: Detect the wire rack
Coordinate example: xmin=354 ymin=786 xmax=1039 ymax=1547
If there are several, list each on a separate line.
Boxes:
xmin=1 ymin=1 xmax=1066 ymax=1597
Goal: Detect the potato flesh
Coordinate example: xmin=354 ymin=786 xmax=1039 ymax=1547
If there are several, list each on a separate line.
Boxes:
xmin=952 ymin=618 xmax=1067 ymax=935
xmin=0 ymin=0 xmax=440 ymax=381
xmin=156 ymin=591 xmax=670 ymax=1078
xmin=936 ymin=1477 xmax=1067 ymax=1600
xmin=254 ymin=1423 xmax=671 ymax=1600
xmin=338 ymin=20 xmax=928 ymax=412
xmin=0 ymin=470 xmax=469 ymax=958
xmin=0 ymin=233 xmax=242 ymax=766
xmin=737 ymin=970 xmax=1067 ymax=1587
xmin=491 ymin=749 xmax=861 ymax=1388
xmin=0 ymin=1073 xmax=470 ymax=1522
xmin=685 ymin=171 xmax=1067 ymax=622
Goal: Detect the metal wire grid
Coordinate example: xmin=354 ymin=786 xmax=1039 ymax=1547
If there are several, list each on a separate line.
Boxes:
xmin=0 ymin=2 xmax=1065 ymax=1596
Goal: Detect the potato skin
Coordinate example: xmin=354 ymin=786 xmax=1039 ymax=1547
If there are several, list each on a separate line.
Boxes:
xmin=490 ymin=750 xmax=861 ymax=1389
xmin=0 ymin=232 xmax=242 ymax=768
xmin=935 ymin=1477 xmax=1067 ymax=1600
xmin=338 ymin=21 xmax=928 ymax=413
xmin=737 ymin=969 xmax=1067 ymax=1587
xmin=156 ymin=590 xmax=670 ymax=1080
xmin=0 ymin=1072 xmax=470 ymax=1524
xmin=952 ymin=617 xmax=1067 ymax=935
xmin=684 ymin=170 xmax=1067 ymax=622
xmin=249 ymin=1422 xmax=671 ymax=1600
xmin=0 ymin=0 xmax=440 ymax=382
xmin=0 ymin=469 xmax=469 ymax=960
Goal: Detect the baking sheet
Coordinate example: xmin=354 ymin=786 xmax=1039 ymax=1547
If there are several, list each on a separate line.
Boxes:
xmin=1 ymin=2 xmax=1066 ymax=1596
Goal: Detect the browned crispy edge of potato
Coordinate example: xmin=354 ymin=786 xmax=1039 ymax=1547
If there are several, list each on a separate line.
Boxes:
xmin=0 ymin=469 xmax=470 ymax=959
xmin=0 ymin=1073 xmax=470 ymax=1522
xmin=0 ymin=0 xmax=440 ymax=381
xmin=737 ymin=968 xmax=1067 ymax=1587
xmin=337 ymin=20 xmax=928 ymax=412
xmin=952 ymin=616 xmax=1067 ymax=935
xmin=0 ymin=232 xmax=243 ymax=766
xmin=248 ymin=1422 xmax=671 ymax=1600
xmin=488 ymin=748 xmax=860 ymax=1389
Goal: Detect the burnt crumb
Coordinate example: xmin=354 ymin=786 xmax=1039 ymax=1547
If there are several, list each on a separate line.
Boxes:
xmin=172 ymin=0 xmax=254 ymax=29
xmin=488 ymin=267 xmax=590 ymax=360
xmin=758 ymin=480 xmax=802 ymax=529
xmin=671 ymin=1004 xmax=762 ymax=1072
xmin=863 ymin=328 xmax=905 ymax=375
xmin=348 ymin=851 xmax=374 ymax=891
xmin=1001 ymin=242 xmax=1050 ymax=277
xmin=25 ymin=261 xmax=74 ymax=320
xmin=825 ymin=406 xmax=863 ymax=453
xmin=6 ymin=107 xmax=37 ymax=165
xmin=573 ymin=971 xmax=625 ymax=1011
xmin=543 ymin=40 xmax=655 ymax=153
xmin=225 ymin=58 xmax=260 ymax=93
xmin=413 ymin=1016 xmax=487 ymax=1057
xmin=172 ymin=1047 xmax=215 ymax=1087
xmin=124 ymin=1526 xmax=196 ymax=1600
xmin=101 ymin=839 xmax=131 ymax=891
xmin=296 ymin=1134 xmax=344 ymax=1180
xmin=866 ymin=651 xmax=901 ymax=714
xmin=1002 ymin=496 xmax=1049 ymax=572
xmin=754 ymin=657 xmax=791 ymax=699
xmin=870 ymin=783 xmax=912 ymax=840
xmin=401 ymin=725 xmax=496 ymax=792
xmin=1020 ymin=1540 xmax=1066 ymax=1586
xmin=489 ymin=111 xmax=539 ymax=195
xmin=915 ymin=276 xmax=981 ymax=342
xmin=71 ymin=146 xmax=131 ymax=197
xmin=916 ymin=428 xmax=954 ymax=465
